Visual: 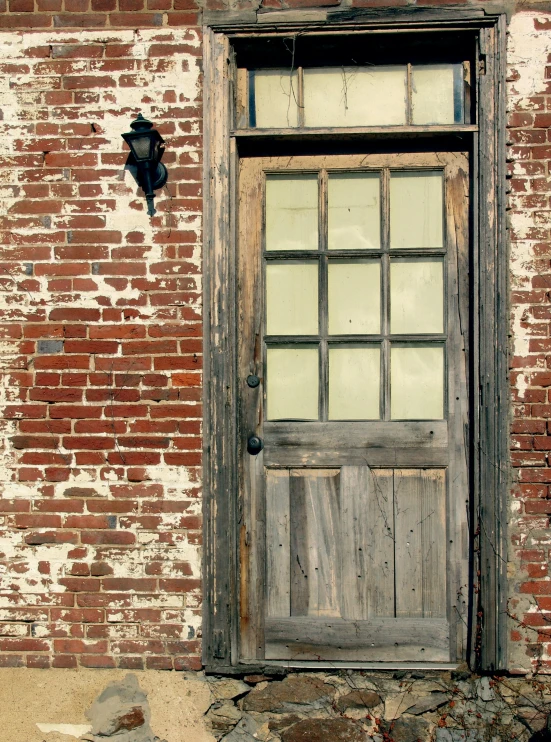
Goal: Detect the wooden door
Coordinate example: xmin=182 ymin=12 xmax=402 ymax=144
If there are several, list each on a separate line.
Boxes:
xmin=238 ymin=152 xmax=469 ymax=664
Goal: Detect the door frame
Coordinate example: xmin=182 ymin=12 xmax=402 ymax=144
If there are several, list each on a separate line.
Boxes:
xmin=202 ymin=11 xmax=508 ymax=673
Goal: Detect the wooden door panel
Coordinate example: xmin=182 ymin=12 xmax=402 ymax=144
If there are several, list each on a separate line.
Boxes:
xmin=265 ymin=466 xmax=447 ymax=658
xmin=266 ymin=469 xmax=290 ymax=618
xmin=394 ymin=469 xmax=447 ymax=619
xmin=340 ymin=466 xmax=394 ymax=620
xmin=263 ymin=421 xmax=448 ymax=467
xmin=265 ymin=617 xmax=449 ymax=662
xmin=289 ymin=470 xmax=341 ymax=617
xmin=239 ymin=152 xmax=469 ymax=664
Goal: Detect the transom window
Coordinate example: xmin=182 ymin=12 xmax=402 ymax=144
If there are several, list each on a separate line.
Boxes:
xmin=249 ymin=64 xmax=467 ymax=128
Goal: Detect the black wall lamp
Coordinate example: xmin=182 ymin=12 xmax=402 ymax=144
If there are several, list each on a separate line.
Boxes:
xmin=122 ymin=113 xmax=168 ymax=217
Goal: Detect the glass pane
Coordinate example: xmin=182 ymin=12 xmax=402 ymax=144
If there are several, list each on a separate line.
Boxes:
xmin=266 ymin=262 xmax=318 ymax=336
xmin=252 ymin=70 xmax=299 ymax=128
xmin=328 ymin=261 xmax=380 ymax=335
xmin=303 ymin=67 xmax=407 ymax=127
xmin=267 ymin=346 xmax=319 ymax=420
xmin=329 ymin=346 xmax=380 ymax=420
xmin=390 ymin=259 xmax=444 ymax=334
xmin=328 ymin=173 xmax=381 ymax=250
xmin=390 ymin=171 xmax=443 ymax=248
xmin=391 ymin=345 xmax=444 ymax=420
xmin=266 ymin=175 xmax=318 ymax=252
xmin=412 ymin=64 xmax=461 ymax=125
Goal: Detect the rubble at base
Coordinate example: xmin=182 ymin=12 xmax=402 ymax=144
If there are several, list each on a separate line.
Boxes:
xmin=201 ymin=670 xmax=551 ymax=742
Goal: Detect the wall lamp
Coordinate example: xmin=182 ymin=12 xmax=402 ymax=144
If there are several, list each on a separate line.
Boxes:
xmin=122 ymin=113 xmax=168 ymax=217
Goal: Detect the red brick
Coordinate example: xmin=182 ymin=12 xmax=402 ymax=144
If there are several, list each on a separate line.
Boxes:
xmin=80 ymin=531 xmax=136 ymax=545
xmin=80 ymin=655 xmax=116 ymax=668
xmin=90 ymin=325 xmax=146 ymax=339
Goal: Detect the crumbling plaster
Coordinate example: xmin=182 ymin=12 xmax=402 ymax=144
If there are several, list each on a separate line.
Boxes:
xmin=0 ymin=668 xmax=215 ymax=742
xmin=507 ymin=11 xmax=551 ymax=674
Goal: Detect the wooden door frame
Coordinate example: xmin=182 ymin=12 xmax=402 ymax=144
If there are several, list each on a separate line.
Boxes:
xmin=202 ymin=10 xmax=508 ymax=673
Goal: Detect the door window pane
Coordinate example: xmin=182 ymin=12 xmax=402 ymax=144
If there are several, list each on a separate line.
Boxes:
xmin=303 ymin=67 xmax=407 ymax=127
xmin=328 ymin=261 xmax=380 ymax=335
xmin=252 ymin=70 xmax=299 ymax=128
xmin=391 ymin=345 xmax=444 ymax=420
xmin=266 ymin=175 xmax=318 ymax=251
xmin=267 ymin=346 xmax=319 ymax=420
xmin=266 ymin=262 xmax=318 ymax=336
xmin=329 ymin=346 xmax=380 ymax=420
xmin=328 ymin=173 xmax=381 ymax=250
xmin=390 ymin=259 xmax=444 ymax=334
xmin=390 ymin=171 xmax=443 ymax=248
xmin=412 ymin=64 xmax=460 ymax=125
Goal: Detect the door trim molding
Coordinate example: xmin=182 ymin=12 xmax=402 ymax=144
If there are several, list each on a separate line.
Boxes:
xmin=202 ymin=12 xmax=508 ymax=672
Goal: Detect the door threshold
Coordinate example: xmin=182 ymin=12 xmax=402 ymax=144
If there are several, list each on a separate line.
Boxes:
xmin=239 ymin=660 xmax=460 ymax=671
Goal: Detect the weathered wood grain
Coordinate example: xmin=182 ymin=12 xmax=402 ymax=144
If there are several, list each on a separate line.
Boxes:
xmin=266 ymin=421 xmax=447 ymax=446
xmin=233 ymin=125 xmax=478 ymax=138
xmin=367 ymin=469 xmax=395 ymax=617
xmin=266 ymin=470 xmax=291 ymax=618
xmin=290 ymin=470 xmax=341 ymax=618
xmin=395 ymin=469 xmax=423 ymax=618
xmin=265 ymin=617 xmax=450 ymax=662
xmin=420 ymin=470 xmax=447 ymax=619
xmin=263 ymin=447 xmax=448 ymax=468
xmin=394 ymin=469 xmax=447 ymax=619
xmin=339 ymin=466 xmax=370 ymax=620
xmin=203 ymin=29 xmax=235 ymax=667
xmin=475 ymin=19 xmax=509 ymax=673
xmin=238 ymin=154 xmax=266 ymax=661
xmin=445 ymin=151 xmax=470 ymax=660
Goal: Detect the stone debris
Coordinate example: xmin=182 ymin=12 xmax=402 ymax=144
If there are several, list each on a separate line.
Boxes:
xmin=208 ymin=678 xmax=251 ymax=701
xmin=434 ymin=730 xmax=480 ymax=742
xmin=382 ymin=716 xmax=430 ymax=742
xmin=80 ymin=673 xmax=158 ymax=742
xmin=475 ymin=677 xmax=496 ymax=703
xmin=220 ymin=714 xmax=262 ymax=741
xmin=242 ymin=675 xmax=336 ymax=713
xmin=335 ymin=690 xmax=382 ymax=712
xmin=208 ymin=701 xmax=244 ymax=735
xmin=203 ymin=671 xmax=551 ymax=742
xmin=406 ymin=692 xmax=449 ymax=715
xmin=280 ymin=718 xmax=368 ymax=742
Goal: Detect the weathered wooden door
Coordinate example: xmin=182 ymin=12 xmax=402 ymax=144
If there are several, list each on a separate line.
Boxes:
xmin=238 ymin=152 xmax=469 ymax=664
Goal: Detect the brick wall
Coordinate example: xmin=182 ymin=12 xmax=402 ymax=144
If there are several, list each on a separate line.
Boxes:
xmin=0 ymin=4 xmax=550 ymax=674
xmin=0 ymin=27 xmax=203 ymax=670
xmin=508 ymin=13 xmax=551 ymax=674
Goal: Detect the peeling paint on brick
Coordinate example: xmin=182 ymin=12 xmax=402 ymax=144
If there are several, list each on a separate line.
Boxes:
xmin=508 ymin=12 xmax=551 ymax=674
xmin=0 ymin=25 xmax=203 ymax=670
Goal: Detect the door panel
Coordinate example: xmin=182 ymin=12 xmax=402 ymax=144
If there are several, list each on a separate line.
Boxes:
xmin=264 ymin=466 xmax=447 ymax=660
xmin=290 ymin=469 xmax=340 ymax=617
xmin=264 ymin=617 xmax=449 ymax=662
xmin=394 ymin=469 xmax=447 ymax=619
xmin=238 ymin=152 xmax=469 ymax=664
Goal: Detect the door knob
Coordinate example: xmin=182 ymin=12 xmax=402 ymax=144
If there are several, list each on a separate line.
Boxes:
xmin=247 ymin=435 xmax=263 ymax=455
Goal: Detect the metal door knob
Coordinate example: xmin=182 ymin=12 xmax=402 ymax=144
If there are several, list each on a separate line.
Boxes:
xmin=247 ymin=436 xmax=263 ymax=455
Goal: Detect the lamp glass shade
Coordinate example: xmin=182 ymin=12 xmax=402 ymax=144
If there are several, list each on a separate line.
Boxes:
xmin=128 ymin=134 xmax=153 ymax=161
xmin=152 ymin=137 xmax=163 ymax=161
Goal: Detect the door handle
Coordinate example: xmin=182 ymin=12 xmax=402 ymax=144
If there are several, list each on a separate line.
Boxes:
xmin=247 ymin=435 xmax=263 ymax=455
